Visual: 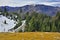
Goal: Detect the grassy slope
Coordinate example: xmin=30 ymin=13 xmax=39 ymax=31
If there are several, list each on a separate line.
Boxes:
xmin=0 ymin=32 xmax=60 ymax=40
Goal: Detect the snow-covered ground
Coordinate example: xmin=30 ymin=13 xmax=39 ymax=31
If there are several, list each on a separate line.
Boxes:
xmin=14 ymin=20 xmax=26 ymax=32
xmin=0 ymin=15 xmax=17 ymax=32
xmin=8 ymin=20 xmax=26 ymax=32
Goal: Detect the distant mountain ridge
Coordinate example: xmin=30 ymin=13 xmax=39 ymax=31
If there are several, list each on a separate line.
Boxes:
xmin=0 ymin=4 xmax=60 ymax=16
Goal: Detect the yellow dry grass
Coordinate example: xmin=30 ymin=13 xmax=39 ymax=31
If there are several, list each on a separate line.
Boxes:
xmin=0 ymin=32 xmax=60 ymax=40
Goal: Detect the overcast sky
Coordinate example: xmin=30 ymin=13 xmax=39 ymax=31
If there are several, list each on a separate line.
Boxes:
xmin=0 ymin=0 xmax=60 ymax=7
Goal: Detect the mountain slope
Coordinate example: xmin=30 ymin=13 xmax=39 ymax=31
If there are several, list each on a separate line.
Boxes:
xmin=0 ymin=4 xmax=60 ymax=16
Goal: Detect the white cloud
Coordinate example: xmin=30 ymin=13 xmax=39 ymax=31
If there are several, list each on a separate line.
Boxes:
xmin=0 ymin=0 xmax=12 ymax=6
xmin=41 ymin=2 xmax=60 ymax=5
xmin=0 ymin=0 xmax=60 ymax=7
xmin=0 ymin=0 xmax=31 ymax=6
xmin=37 ymin=2 xmax=60 ymax=6
xmin=0 ymin=0 xmax=37 ymax=7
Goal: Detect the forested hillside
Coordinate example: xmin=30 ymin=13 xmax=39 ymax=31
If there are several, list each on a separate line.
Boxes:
xmin=25 ymin=12 xmax=60 ymax=32
xmin=0 ymin=5 xmax=60 ymax=32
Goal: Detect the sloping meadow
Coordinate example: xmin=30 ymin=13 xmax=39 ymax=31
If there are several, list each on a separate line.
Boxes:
xmin=0 ymin=32 xmax=60 ymax=40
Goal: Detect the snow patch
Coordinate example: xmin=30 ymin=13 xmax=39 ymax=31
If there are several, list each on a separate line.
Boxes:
xmin=0 ymin=15 xmax=17 ymax=32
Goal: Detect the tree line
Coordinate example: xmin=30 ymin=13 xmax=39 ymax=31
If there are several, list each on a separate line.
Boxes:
xmin=25 ymin=12 xmax=60 ymax=32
